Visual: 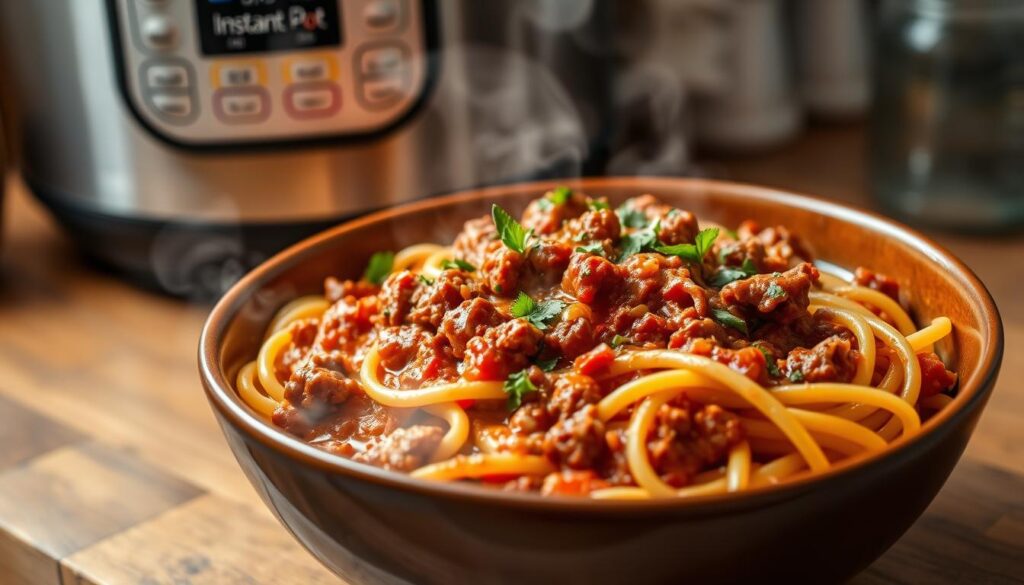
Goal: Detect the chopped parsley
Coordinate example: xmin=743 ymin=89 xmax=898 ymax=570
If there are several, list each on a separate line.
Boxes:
xmin=756 ymin=346 xmax=781 ymax=378
xmin=617 ymin=219 xmax=660 ymax=262
xmin=548 ymin=186 xmax=572 ymax=205
xmin=708 ymin=258 xmax=758 ymax=288
xmin=610 ymin=334 xmax=630 ymax=348
xmin=656 ymin=227 xmax=720 ymax=265
xmin=587 ymin=199 xmax=610 ymax=211
xmin=362 ymin=251 xmax=394 ymax=285
xmin=711 ymin=307 xmax=748 ymax=335
xmin=788 ymin=370 xmax=805 ymax=383
xmin=765 ymin=282 xmax=786 ymax=300
xmin=575 ymin=241 xmax=605 ymax=256
xmin=535 ymin=357 xmax=559 ymax=372
xmin=509 ymin=292 xmax=566 ymax=330
xmin=440 ymin=258 xmax=476 ymax=272
xmin=491 ymin=204 xmax=533 ymax=254
xmin=503 ymin=369 xmax=537 ymax=410
xmin=417 ymin=274 xmax=434 ymax=286
xmin=616 ymin=205 xmax=649 ymax=229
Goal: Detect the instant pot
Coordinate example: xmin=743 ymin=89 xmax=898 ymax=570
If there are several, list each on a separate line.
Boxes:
xmin=0 ymin=0 xmax=615 ymax=296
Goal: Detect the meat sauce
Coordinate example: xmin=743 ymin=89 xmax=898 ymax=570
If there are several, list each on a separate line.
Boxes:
xmin=270 ymin=190 xmax=958 ymax=494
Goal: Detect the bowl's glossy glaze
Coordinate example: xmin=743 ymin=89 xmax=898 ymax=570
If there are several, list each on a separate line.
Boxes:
xmin=200 ymin=178 xmax=1003 ymax=584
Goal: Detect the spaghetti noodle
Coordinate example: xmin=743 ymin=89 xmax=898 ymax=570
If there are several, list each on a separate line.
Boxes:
xmin=234 ymin=189 xmax=959 ymax=498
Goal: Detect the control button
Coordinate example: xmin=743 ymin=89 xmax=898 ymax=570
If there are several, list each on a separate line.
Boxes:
xmin=290 ymin=60 xmax=329 ymax=82
xmin=363 ymin=0 xmax=401 ymax=30
xmin=219 ymin=65 xmax=259 ymax=87
xmin=284 ymin=82 xmax=341 ymax=119
xmin=213 ymin=87 xmax=270 ymax=123
xmin=141 ymin=16 xmax=177 ymax=50
xmin=145 ymin=64 xmax=189 ymax=89
xmin=360 ymin=46 xmax=405 ymax=78
xmin=150 ymin=93 xmax=193 ymax=118
xmin=355 ymin=44 xmax=411 ymax=109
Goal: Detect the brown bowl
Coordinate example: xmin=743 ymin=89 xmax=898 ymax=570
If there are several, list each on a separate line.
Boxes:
xmin=199 ymin=178 xmax=1003 ymax=584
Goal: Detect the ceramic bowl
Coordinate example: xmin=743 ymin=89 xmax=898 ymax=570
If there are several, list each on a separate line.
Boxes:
xmin=199 ymin=178 xmax=1003 ymax=584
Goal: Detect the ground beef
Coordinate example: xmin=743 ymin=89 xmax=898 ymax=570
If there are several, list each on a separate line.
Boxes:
xmin=753 ymin=311 xmax=853 ymax=355
xmin=438 ymin=298 xmax=508 ymax=359
xmin=648 ymin=402 xmax=743 ymax=487
xmin=462 ymin=320 xmax=544 ymax=381
xmin=324 ymin=277 xmax=378 ymax=304
xmin=546 ymin=374 xmax=603 ymax=421
xmin=562 ymin=253 xmax=623 ymax=305
xmin=854 ymin=267 xmax=901 ymax=301
xmin=526 ymin=241 xmax=573 ymax=288
xmin=284 ymin=352 xmax=360 ymax=410
xmin=783 ymin=335 xmax=860 ymax=383
xmin=353 ymin=425 xmax=444 ymax=471
xmin=508 ymin=403 xmax=553 ymax=435
xmin=657 ymin=209 xmax=700 ymax=246
xmin=540 ymin=470 xmax=608 ymax=496
xmin=480 ymin=243 xmax=524 ymax=297
xmin=543 ymin=405 xmax=607 ymax=470
xmin=409 ymin=270 xmax=475 ymax=328
xmin=544 ymin=317 xmax=596 ymax=360
xmin=452 ymin=216 xmax=498 ymax=267
xmin=918 ymin=352 xmax=958 ymax=397
xmin=521 ymin=193 xmax=589 ymax=235
xmin=565 ymin=208 xmax=622 ymax=243
xmin=378 ymin=270 xmax=419 ymax=326
xmin=721 ymin=262 xmax=819 ymax=323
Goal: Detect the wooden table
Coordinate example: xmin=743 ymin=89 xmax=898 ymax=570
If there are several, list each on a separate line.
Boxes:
xmin=0 ymin=125 xmax=1021 ymax=584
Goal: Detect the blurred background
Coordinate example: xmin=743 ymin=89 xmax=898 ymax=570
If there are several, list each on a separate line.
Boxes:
xmin=0 ymin=0 xmax=1020 ymax=583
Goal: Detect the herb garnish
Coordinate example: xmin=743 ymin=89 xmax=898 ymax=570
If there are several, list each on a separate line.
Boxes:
xmin=535 ymin=357 xmax=559 ymax=372
xmin=765 ymin=282 xmax=786 ymax=300
xmin=616 ymin=205 xmax=649 ymax=229
xmin=417 ymin=274 xmax=434 ymax=286
xmin=656 ymin=227 xmax=719 ymax=265
xmin=440 ymin=258 xmax=476 ymax=272
xmin=587 ymin=199 xmax=610 ymax=211
xmin=711 ymin=307 xmax=748 ymax=335
xmin=503 ymin=369 xmax=537 ymax=410
xmin=610 ymin=334 xmax=630 ymax=348
xmin=788 ymin=370 xmax=805 ymax=383
xmin=575 ymin=241 xmax=605 ymax=256
xmin=510 ymin=292 xmax=566 ymax=330
xmin=617 ymin=219 xmax=660 ymax=262
xmin=491 ymin=204 xmax=533 ymax=254
xmin=362 ymin=251 xmax=394 ymax=285
xmin=756 ymin=346 xmax=781 ymax=378
xmin=708 ymin=258 xmax=758 ymax=288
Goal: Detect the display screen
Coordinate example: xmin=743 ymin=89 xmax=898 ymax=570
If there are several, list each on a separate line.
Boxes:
xmin=196 ymin=0 xmax=342 ymax=55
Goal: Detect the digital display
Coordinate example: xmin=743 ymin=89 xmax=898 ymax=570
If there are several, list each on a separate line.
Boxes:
xmin=196 ymin=0 xmax=342 ymax=56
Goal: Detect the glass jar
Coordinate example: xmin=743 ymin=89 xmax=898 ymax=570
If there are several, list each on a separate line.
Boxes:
xmin=870 ymin=0 xmax=1024 ymax=232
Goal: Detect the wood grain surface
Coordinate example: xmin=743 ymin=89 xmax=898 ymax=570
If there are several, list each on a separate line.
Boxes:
xmin=0 ymin=125 xmax=1021 ymax=584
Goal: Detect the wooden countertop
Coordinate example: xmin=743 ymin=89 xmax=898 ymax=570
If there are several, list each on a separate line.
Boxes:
xmin=0 ymin=125 xmax=1021 ymax=584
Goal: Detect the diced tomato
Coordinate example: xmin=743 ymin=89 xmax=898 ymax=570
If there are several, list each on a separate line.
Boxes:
xmin=540 ymin=470 xmax=607 ymax=496
xmin=574 ymin=343 xmax=615 ymax=376
xmin=456 ymin=399 xmax=476 ymax=409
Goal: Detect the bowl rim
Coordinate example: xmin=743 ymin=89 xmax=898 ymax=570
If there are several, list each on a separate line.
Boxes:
xmin=199 ymin=176 xmax=1004 ymax=513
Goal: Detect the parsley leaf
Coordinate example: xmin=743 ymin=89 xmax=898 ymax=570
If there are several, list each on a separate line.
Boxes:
xmin=491 ymin=204 xmax=532 ymax=254
xmin=617 ymin=219 xmax=660 ymax=262
xmin=788 ymin=370 xmax=805 ymax=383
xmin=610 ymin=334 xmax=629 ymax=348
xmin=711 ymin=307 xmax=748 ymax=335
xmin=765 ymin=282 xmax=786 ymax=300
xmin=510 ymin=292 xmax=565 ymax=330
xmin=756 ymin=345 xmax=781 ymax=378
xmin=548 ymin=186 xmax=572 ymax=205
xmin=510 ymin=291 xmax=536 ymax=318
xmin=417 ymin=274 xmax=434 ymax=285
xmin=575 ymin=241 xmax=605 ymax=256
xmin=708 ymin=258 xmax=759 ymax=288
xmin=616 ymin=205 xmax=649 ymax=229
xmin=587 ymin=199 xmax=610 ymax=211
xmin=440 ymin=258 xmax=476 ymax=272
xmin=656 ymin=227 xmax=719 ymax=264
xmin=362 ymin=251 xmax=394 ymax=285
xmin=503 ymin=369 xmax=538 ymax=410
xmin=535 ymin=357 xmax=559 ymax=372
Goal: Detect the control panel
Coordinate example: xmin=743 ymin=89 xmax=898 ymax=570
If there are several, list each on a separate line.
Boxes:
xmin=108 ymin=0 xmax=433 ymax=147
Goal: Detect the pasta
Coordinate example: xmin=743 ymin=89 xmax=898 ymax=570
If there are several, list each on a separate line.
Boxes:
xmin=234 ymin=189 xmax=959 ymax=499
